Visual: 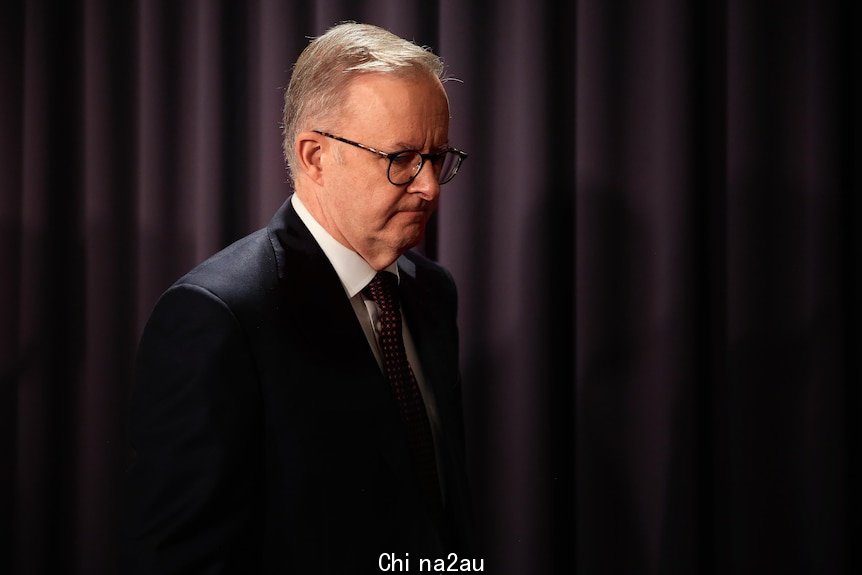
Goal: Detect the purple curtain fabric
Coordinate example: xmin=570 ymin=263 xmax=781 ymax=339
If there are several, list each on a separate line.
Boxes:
xmin=2 ymin=1 xmax=859 ymax=574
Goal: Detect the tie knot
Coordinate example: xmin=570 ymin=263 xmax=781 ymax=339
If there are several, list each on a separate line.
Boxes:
xmin=365 ymin=271 xmax=399 ymax=311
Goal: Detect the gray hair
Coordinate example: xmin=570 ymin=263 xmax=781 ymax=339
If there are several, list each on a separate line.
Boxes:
xmin=282 ymin=22 xmax=447 ymax=185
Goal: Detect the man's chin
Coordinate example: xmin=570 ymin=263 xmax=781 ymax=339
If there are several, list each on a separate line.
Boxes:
xmin=398 ymin=223 xmax=426 ymax=250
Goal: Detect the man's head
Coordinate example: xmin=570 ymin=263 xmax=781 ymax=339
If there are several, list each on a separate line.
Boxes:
xmin=283 ymin=22 xmax=461 ymax=270
xmin=283 ymin=22 xmax=446 ymax=174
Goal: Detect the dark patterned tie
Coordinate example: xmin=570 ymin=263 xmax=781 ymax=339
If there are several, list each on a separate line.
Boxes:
xmin=365 ymin=271 xmax=442 ymax=515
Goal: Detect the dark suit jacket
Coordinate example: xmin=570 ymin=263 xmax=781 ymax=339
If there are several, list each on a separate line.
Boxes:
xmin=123 ymin=198 xmax=472 ymax=574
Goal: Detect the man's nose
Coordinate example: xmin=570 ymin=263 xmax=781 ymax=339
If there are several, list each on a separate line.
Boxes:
xmin=406 ymin=160 xmax=440 ymax=201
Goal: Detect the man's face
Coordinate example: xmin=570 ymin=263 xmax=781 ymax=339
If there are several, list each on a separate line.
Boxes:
xmin=316 ymin=72 xmax=450 ymax=269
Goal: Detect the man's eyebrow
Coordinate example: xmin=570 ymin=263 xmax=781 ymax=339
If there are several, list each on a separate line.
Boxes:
xmin=390 ymin=141 xmax=451 ymax=152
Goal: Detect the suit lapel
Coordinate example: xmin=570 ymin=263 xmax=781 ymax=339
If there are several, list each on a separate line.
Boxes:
xmin=270 ymin=199 xmax=386 ymax=409
xmin=398 ymin=257 xmax=451 ymax=399
xmin=397 ymin=256 xmax=464 ymax=506
xmin=266 ymin=198 xmax=419 ymax=488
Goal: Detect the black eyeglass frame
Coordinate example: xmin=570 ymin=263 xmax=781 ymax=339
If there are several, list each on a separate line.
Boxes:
xmin=313 ymin=130 xmax=468 ymax=186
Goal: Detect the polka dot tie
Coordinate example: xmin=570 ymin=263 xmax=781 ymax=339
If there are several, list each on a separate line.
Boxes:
xmin=365 ymin=271 xmax=442 ymax=514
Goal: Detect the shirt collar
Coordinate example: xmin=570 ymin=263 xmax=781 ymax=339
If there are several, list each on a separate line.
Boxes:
xmin=291 ymin=193 xmax=399 ymax=297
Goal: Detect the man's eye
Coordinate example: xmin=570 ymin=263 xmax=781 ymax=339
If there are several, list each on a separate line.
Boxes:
xmin=391 ymin=153 xmax=417 ymax=166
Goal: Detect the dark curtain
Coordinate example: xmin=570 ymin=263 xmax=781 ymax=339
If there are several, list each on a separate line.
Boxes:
xmin=2 ymin=1 xmax=859 ymax=574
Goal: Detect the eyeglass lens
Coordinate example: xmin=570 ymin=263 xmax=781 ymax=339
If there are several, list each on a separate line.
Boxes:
xmin=388 ymin=151 xmax=462 ymax=185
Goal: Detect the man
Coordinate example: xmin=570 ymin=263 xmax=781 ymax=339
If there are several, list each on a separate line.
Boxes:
xmin=124 ymin=22 xmax=472 ymax=574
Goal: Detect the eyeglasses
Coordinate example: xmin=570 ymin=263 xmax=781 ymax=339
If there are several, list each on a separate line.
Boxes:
xmin=313 ymin=130 xmax=468 ymax=186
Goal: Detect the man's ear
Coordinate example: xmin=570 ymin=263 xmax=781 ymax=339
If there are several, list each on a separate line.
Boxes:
xmin=295 ymin=131 xmax=325 ymax=185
